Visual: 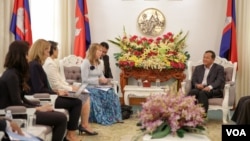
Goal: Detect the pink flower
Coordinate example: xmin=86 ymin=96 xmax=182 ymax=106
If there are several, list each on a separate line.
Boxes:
xmin=139 ymin=93 xmax=205 ymax=136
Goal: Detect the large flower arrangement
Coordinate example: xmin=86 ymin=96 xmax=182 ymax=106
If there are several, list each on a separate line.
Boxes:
xmin=109 ymin=29 xmax=190 ymax=70
xmin=139 ymin=91 xmax=205 ymax=139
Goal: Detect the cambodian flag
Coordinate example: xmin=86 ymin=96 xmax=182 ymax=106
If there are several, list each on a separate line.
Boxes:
xmin=219 ymin=0 xmax=237 ymax=63
xmin=10 ymin=0 xmax=32 ymax=45
xmin=74 ymin=0 xmax=91 ymax=58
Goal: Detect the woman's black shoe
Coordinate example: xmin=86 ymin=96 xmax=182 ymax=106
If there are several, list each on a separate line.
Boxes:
xmin=136 ymin=122 xmax=142 ymax=126
xmin=78 ymin=125 xmax=98 ymax=135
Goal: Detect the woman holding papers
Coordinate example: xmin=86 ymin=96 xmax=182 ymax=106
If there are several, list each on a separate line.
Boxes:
xmin=0 ymin=118 xmax=23 ymax=136
xmin=43 ymin=40 xmax=97 ymax=135
xmin=0 ymin=118 xmax=42 ymax=141
xmin=81 ymin=43 xmax=122 ymax=125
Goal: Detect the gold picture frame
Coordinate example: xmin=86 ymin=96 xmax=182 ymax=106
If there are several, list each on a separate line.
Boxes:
xmin=137 ymin=8 xmax=166 ymax=37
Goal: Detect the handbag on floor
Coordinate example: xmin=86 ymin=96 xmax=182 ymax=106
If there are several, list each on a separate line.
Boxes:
xmin=121 ymin=105 xmax=133 ymax=120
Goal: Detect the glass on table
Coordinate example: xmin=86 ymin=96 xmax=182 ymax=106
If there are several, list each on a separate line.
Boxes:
xmin=27 ymin=114 xmax=36 ymax=127
xmin=137 ymin=79 xmax=142 ymax=87
xmin=23 ymin=114 xmax=36 ymax=131
xmin=155 ymin=79 xmax=160 ymax=87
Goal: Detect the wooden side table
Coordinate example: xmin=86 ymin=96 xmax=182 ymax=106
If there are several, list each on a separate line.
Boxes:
xmin=120 ymin=68 xmax=186 ymax=105
xmin=124 ymin=85 xmax=165 ymax=105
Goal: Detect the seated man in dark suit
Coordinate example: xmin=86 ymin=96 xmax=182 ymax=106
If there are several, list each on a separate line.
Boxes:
xmin=100 ymin=42 xmax=113 ymax=78
xmin=188 ymin=50 xmax=225 ymax=114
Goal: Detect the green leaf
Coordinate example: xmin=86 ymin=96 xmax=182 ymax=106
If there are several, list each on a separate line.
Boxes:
xmin=152 ymin=122 xmax=167 ymax=134
xmin=113 ymin=53 xmax=122 ymax=61
xmin=174 ymin=32 xmax=188 ymax=50
xmin=108 ymin=39 xmax=120 ymax=47
xmin=196 ymin=125 xmax=205 ymax=130
xmin=185 ymin=51 xmax=190 ymax=60
xmin=177 ymin=129 xmax=186 ymax=138
xmin=151 ymin=125 xmax=170 ymax=139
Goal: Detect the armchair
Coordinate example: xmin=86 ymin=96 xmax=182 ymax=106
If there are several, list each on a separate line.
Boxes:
xmin=181 ymin=56 xmax=237 ymax=124
xmin=59 ymin=55 xmax=83 ymax=83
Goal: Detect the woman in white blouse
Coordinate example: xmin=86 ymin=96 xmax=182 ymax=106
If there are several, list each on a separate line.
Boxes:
xmin=43 ymin=41 xmax=97 ymax=135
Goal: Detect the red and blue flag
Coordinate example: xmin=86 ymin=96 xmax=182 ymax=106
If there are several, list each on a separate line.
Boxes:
xmin=219 ymin=0 xmax=237 ymax=63
xmin=74 ymin=0 xmax=91 ymax=58
xmin=10 ymin=0 xmax=32 ymax=45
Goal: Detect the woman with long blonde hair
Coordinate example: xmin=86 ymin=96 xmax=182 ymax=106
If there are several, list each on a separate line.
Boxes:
xmin=81 ymin=43 xmax=122 ymax=125
xmin=28 ymin=39 xmax=82 ymax=141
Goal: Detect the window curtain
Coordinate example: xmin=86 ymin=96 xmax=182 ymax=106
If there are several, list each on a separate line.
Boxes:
xmin=235 ymin=0 xmax=250 ymax=103
xmin=30 ymin=0 xmax=76 ymax=59
xmin=53 ymin=0 xmax=76 ymax=58
xmin=0 ymin=0 xmax=76 ymax=73
xmin=0 ymin=0 xmax=15 ymax=73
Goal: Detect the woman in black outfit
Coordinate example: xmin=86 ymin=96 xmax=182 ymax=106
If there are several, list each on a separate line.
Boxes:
xmin=0 ymin=41 xmax=82 ymax=141
xmin=27 ymin=39 xmax=82 ymax=141
xmin=0 ymin=40 xmax=68 ymax=141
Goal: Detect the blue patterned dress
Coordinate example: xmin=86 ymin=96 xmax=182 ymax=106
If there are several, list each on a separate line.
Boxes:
xmin=81 ymin=59 xmax=122 ymax=125
xmin=87 ymin=87 xmax=122 ymax=125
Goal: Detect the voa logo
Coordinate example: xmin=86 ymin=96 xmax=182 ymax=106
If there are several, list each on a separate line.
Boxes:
xmin=226 ymin=129 xmax=246 ymax=136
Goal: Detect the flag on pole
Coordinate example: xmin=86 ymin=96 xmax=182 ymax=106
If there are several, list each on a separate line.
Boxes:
xmin=219 ymin=0 xmax=237 ymax=63
xmin=10 ymin=0 xmax=33 ymax=45
xmin=74 ymin=0 xmax=91 ymax=58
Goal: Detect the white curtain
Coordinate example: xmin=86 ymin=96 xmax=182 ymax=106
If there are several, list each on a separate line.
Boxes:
xmin=54 ymin=0 xmax=76 ymax=58
xmin=0 ymin=0 xmax=14 ymax=73
xmin=0 ymin=0 xmax=76 ymax=73
xmin=30 ymin=0 xmax=76 ymax=59
xmin=235 ymin=0 xmax=250 ymax=102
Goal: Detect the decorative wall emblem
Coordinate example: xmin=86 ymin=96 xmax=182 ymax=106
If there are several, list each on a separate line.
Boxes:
xmin=137 ymin=8 xmax=166 ymax=37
